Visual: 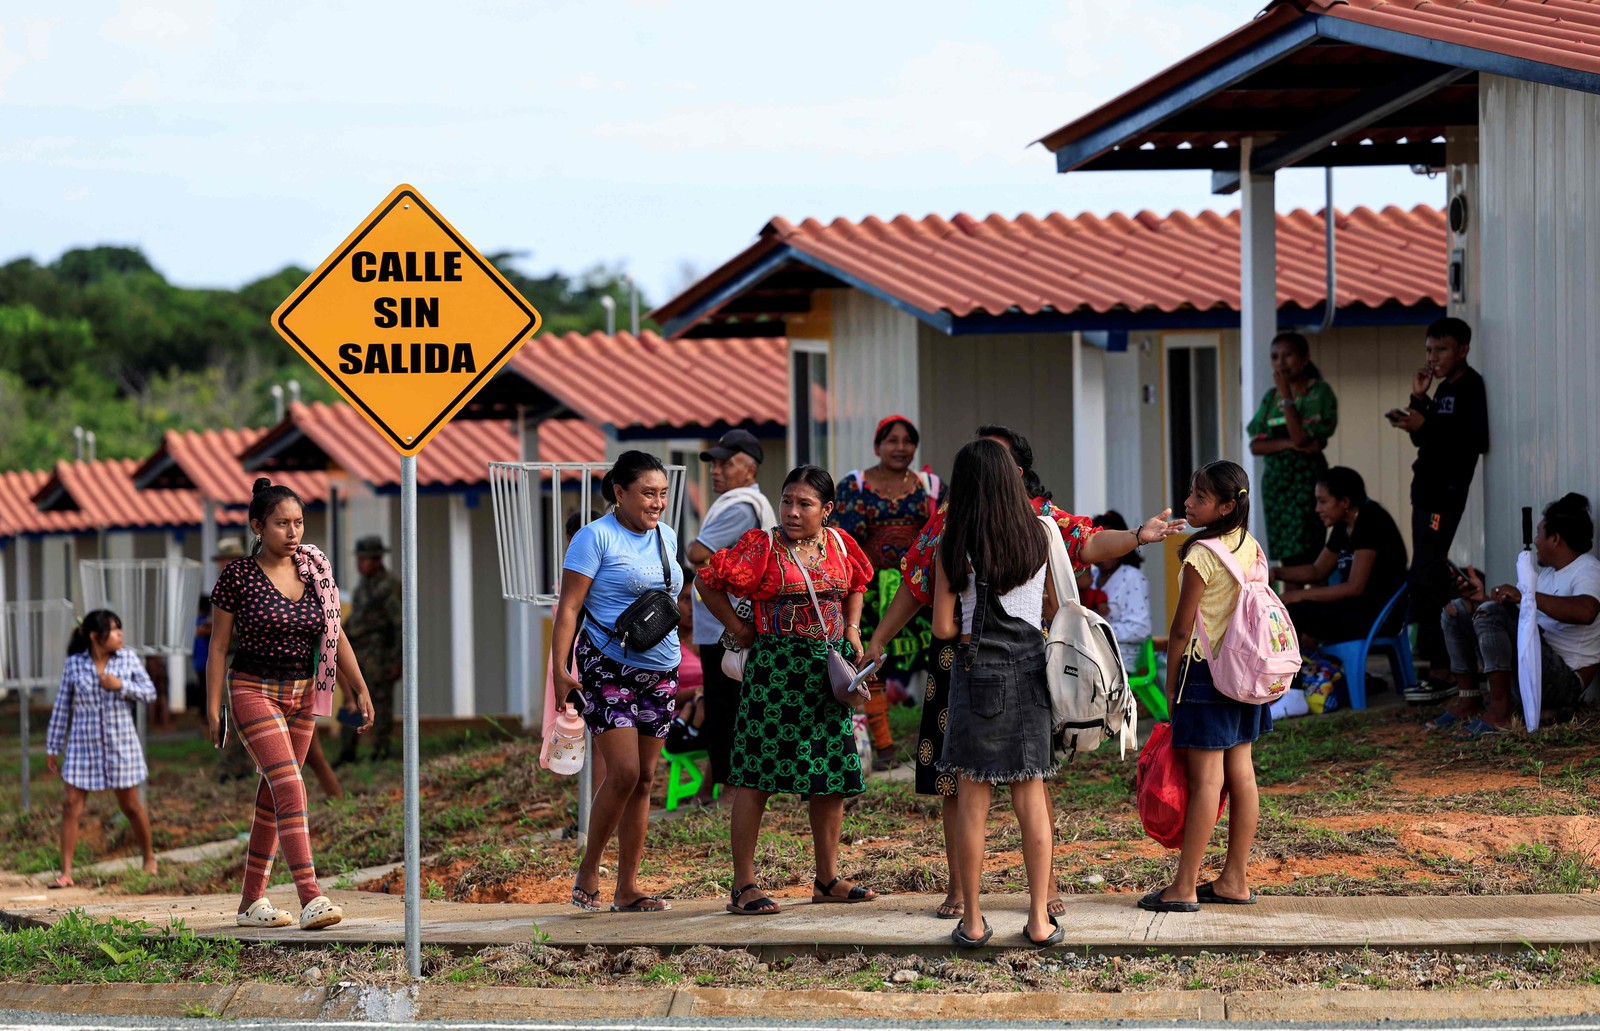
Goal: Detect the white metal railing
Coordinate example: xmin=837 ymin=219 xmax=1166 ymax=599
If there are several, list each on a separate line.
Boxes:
xmin=488 ymin=462 xmax=687 ymax=606
xmin=78 ymin=559 xmax=203 ymax=655
xmin=2 ymin=599 xmax=76 ymax=812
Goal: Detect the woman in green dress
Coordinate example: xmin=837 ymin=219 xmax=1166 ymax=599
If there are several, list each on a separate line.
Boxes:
xmin=1248 ymin=331 xmax=1338 ymax=565
xmin=698 ymin=465 xmax=879 ymax=916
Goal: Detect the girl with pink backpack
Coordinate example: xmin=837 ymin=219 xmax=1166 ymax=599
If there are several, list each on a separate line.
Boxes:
xmin=1141 ymin=461 xmax=1297 ymax=913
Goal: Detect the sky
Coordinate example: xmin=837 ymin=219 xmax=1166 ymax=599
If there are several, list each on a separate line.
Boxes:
xmin=2 ymin=1 xmax=1448 ymax=306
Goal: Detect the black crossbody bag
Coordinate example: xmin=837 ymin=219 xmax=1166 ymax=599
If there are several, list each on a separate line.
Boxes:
xmin=583 ymin=527 xmax=678 ymax=656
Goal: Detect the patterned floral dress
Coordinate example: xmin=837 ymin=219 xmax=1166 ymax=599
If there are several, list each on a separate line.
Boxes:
xmin=700 ymin=527 xmax=874 ymax=796
xmin=1247 ymin=379 xmax=1338 ymax=564
xmin=831 ymin=473 xmax=940 ymax=681
xmin=899 ymin=496 xmax=1100 ymax=796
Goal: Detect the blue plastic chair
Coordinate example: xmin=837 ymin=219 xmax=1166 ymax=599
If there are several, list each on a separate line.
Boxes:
xmin=1316 ymin=585 xmax=1416 ymax=710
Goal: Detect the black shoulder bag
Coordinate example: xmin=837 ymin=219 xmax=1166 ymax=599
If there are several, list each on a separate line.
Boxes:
xmin=583 ymin=527 xmax=678 ymax=656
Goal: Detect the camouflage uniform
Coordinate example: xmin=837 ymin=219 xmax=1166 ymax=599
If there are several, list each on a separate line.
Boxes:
xmin=341 ymin=566 xmax=402 ymax=758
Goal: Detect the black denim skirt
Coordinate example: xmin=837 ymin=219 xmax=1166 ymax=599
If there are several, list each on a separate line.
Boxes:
xmin=1170 ymin=656 xmax=1273 ymax=751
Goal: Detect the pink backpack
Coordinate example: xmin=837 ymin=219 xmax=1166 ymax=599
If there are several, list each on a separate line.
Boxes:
xmin=1193 ymin=537 xmax=1300 ymax=704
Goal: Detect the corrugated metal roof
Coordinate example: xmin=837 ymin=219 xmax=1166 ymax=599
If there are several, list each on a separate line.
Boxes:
xmin=0 ymin=470 xmax=95 ymax=538
xmin=244 ymin=403 xmax=606 ymax=488
xmin=134 ymin=427 xmax=329 ymax=505
xmin=506 ymin=332 xmax=789 ymax=436
xmin=1314 ymin=0 xmax=1600 ymax=76
xmin=665 ymin=205 xmax=1445 ymax=325
xmin=32 ymin=459 xmax=244 ymax=531
xmin=1035 ymin=0 xmax=1600 ymax=168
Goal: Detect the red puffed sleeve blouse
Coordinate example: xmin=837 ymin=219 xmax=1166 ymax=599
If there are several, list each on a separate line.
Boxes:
xmin=701 ymin=528 xmax=873 ymax=641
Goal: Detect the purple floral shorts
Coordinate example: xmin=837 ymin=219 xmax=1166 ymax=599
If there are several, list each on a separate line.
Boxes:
xmin=574 ymin=632 xmax=679 ymax=738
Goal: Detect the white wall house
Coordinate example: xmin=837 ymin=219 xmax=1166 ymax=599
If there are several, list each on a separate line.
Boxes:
xmin=1035 ymin=0 xmax=1600 ymax=609
xmin=654 ymin=207 xmax=1448 ymax=622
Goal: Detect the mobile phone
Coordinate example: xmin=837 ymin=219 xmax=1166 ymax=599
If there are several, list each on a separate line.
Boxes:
xmin=1385 ymin=408 xmax=1408 ymax=423
xmin=215 ymin=702 xmax=229 ymax=749
xmin=1445 ymin=560 xmax=1468 ymax=583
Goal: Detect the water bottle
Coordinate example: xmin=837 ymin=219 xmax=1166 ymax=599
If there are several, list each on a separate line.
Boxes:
xmin=545 ymin=706 xmax=588 ymax=776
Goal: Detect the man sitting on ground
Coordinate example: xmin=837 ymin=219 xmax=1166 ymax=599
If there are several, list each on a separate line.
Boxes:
xmin=1429 ymin=493 xmax=1600 ymax=738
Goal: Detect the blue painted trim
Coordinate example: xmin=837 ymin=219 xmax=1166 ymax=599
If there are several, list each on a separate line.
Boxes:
xmin=614 ymin=421 xmax=787 ymax=442
xmin=238 ymin=428 xmax=304 ymax=473
xmin=1053 ymin=19 xmax=1320 ymax=171
xmin=781 ymin=251 xmax=956 ymax=334
xmin=1311 ymin=14 xmax=1600 ymax=96
xmin=943 ymin=303 xmax=1445 ymax=336
xmin=660 ymin=243 xmax=956 ymax=339
xmin=131 ymin=453 xmax=182 ymax=492
xmin=659 ymin=247 xmax=798 ymax=339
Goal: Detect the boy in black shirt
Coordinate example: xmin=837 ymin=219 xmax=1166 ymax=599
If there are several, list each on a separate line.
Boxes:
xmin=1385 ymin=317 xmax=1489 ymax=700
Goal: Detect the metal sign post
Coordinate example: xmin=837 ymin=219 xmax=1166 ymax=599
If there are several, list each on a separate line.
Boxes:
xmin=271 ymin=184 xmax=540 ymax=981
xmin=400 ymin=456 xmax=421 ymax=978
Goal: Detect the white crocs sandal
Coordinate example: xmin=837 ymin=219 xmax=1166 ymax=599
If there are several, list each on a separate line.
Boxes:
xmin=299 ymin=895 xmax=343 ymax=930
xmin=236 ymin=898 xmax=293 ymax=928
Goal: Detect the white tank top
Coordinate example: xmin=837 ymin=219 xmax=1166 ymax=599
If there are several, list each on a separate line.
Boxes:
xmin=958 ymin=563 xmax=1047 ymax=636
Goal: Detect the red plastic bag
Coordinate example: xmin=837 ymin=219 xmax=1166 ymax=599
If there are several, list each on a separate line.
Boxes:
xmin=1136 ymin=722 xmax=1226 ymax=849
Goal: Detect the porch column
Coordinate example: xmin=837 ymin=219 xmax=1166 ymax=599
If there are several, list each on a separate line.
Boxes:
xmin=1071 ymin=332 xmax=1108 ymax=516
xmin=200 ymin=499 xmax=219 ymax=592
xmin=1239 ymin=140 xmax=1276 ymax=548
xmin=16 ymin=537 xmax=30 ymax=604
xmin=448 ymin=494 xmax=475 ymax=717
xmin=513 ymin=412 xmax=542 ymax=730
xmin=165 ymin=533 xmax=186 ymax=712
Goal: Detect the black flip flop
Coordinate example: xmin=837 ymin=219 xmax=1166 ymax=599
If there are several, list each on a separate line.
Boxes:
xmin=1196 ymin=882 xmax=1256 ymax=905
xmin=1023 ymin=914 xmax=1064 ymax=947
xmin=951 ymin=917 xmax=993 ymax=949
xmin=1137 ymin=889 xmax=1199 ymax=913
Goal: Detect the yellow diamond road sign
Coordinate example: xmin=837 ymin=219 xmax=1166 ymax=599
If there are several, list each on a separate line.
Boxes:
xmin=272 ymin=184 xmax=541 ymax=456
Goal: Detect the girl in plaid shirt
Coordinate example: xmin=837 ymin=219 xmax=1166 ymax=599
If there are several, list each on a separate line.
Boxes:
xmin=43 ymin=610 xmax=158 ymax=888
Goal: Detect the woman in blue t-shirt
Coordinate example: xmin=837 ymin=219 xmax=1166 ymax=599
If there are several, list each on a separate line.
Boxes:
xmin=551 ymin=451 xmax=683 ymax=914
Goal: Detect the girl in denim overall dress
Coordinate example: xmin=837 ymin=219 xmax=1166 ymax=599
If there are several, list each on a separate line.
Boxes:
xmin=932 ymin=439 xmax=1063 ymax=949
xmin=1141 ymin=460 xmax=1271 ymax=913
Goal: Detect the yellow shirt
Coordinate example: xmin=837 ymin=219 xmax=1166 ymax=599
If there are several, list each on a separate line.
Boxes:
xmin=1182 ymin=529 xmax=1261 ymax=661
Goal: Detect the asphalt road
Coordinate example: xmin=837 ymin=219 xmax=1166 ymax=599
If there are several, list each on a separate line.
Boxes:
xmin=4 ymin=1013 xmax=1600 ymax=1031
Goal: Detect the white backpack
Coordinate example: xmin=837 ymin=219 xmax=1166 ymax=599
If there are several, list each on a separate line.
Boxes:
xmin=1039 ymin=516 xmax=1137 ymax=759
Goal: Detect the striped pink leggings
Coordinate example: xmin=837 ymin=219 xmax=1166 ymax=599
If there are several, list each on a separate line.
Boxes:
xmin=229 ymin=672 xmax=323 ymax=906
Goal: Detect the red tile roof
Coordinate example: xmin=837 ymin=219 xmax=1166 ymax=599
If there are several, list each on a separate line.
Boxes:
xmin=0 ymin=470 xmax=94 ymax=538
xmin=506 ymin=332 xmax=789 ymax=435
xmin=659 ymin=206 xmax=1445 ymax=328
xmin=33 ymin=459 xmax=245 ymax=531
xmin=134 ymin=427 xmax=329 ymax=505
xmin=1310 ymin=0 xmax=1600 ymax=76
xmin=244 ymin=403 xmax=605 ymax=488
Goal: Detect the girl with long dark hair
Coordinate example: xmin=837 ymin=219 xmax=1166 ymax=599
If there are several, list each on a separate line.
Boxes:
xmin=1142 ymin=460 xmax=1271 ymax=913
xmin=208 ymin=479 xmax=376 ymax=930
xmin=699 ymin=465 xmax=878 ymax=915
xmin=551 ymin=451 xmax=683 ymax=913
xmin=43 ymin=610 xmax=158 ymax=888
xmin=932 ymin=439 xmax=1060 ymax=948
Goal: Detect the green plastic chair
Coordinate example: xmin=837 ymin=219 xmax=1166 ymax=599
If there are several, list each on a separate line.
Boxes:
xmin=1126 ymin=638 xmax=1168 ymax=722
xmin=660 ymin=748 xmax=709 ymax=811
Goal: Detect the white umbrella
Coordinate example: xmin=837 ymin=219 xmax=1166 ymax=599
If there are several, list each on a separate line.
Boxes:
xmin=1516 ymin=550 xmax=1542 ymax=732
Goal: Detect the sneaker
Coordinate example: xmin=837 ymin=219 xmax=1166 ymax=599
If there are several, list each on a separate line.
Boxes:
xmin=298 ymin=895 xmax=343 ymax=930
xmin=1404 ymin=677 xmax=1458 ymax=704
xmin=236 ymin=898 xmax=293 ymax=928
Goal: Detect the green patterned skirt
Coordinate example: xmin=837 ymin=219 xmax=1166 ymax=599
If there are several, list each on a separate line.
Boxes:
xmin=859 ymin=566 xmax=934 ymax=680
xmin=728 ymin=634 xmax=864 ymax=797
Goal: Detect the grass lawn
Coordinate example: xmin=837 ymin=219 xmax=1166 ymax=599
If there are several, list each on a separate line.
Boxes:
xmin=2 ymin=692 xmax=1597 ymax=903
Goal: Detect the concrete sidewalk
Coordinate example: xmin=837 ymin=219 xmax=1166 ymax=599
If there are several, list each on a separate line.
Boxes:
xmin=7 ymin=889 xmax=1600 ymax=955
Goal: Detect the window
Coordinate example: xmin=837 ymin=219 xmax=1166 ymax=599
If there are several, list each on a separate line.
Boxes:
xmin=1165 ymin=335 xmax=1223 ymax=509
xmin=789 ymin=340 xmax=830 ymax=469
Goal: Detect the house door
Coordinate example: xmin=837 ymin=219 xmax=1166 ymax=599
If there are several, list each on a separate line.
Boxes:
xmin=1164 ymin=333 xmax=1225 ymax=511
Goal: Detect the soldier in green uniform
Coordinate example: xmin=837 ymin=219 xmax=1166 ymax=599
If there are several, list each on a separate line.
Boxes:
xmin=336 ymin=536 xmax=402 ymax=764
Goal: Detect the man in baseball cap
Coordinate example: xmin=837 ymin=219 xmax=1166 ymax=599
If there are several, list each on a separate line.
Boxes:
xmin=699 ymin=428 xmax=764 ymax=465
